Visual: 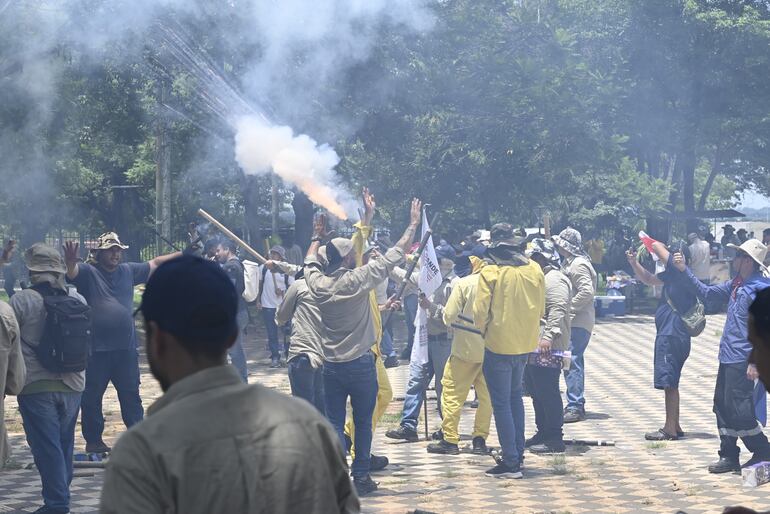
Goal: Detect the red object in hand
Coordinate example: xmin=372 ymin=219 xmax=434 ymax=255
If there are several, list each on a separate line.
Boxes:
xmin=639 ymin=231 xmax=657 ymax=255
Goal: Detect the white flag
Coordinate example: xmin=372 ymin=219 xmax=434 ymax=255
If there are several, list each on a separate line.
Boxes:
xmin=411 ymin=212 xmax=441 ymax=366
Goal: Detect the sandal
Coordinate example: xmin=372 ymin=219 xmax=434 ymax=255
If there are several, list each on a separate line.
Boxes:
xmin=644 ymin=428 xmax=678 ymax=441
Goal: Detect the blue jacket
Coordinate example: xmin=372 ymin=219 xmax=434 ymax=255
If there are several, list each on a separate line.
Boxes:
xmin=685 ymin=268 xmax=770 ymax=363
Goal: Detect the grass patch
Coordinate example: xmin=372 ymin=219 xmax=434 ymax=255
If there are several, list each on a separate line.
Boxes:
xmin=646 ymin=441 xmax=667 ymax=450
xmin=379 ymin=413 xmax=402 ymax=424
xmin=550 ymin=454 xmax=571 ymax=475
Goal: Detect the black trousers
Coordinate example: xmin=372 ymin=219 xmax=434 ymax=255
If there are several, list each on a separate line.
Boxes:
xmin=714 ymin=361 xmax=770 ymax=460
xmin=524 ymin=364 xmax=563 ymax=442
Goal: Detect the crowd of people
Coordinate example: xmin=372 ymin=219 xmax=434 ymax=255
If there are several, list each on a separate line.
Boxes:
xmin=0 ymin=190 xmax=769 ymax=513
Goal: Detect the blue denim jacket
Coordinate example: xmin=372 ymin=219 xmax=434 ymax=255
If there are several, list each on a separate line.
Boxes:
xmin=685 ymin=269 xmax=770 ymax=363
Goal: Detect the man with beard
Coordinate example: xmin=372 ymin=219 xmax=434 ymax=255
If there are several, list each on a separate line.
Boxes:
xmin=64 ymin=233 xmax=180 ymax=454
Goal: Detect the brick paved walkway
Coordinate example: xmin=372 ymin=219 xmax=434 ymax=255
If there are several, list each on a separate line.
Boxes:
xmin=2 ymin=312 xmax=769 ymax=513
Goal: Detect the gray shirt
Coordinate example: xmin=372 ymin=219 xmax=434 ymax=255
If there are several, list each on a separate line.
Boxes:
xmin=562 ymin=254 xmax=597 ymax=331
xmin=100 ymin=365 xmax=358 ymax=514
xmin=275 ymin=279 xmax=324 ymax=367
xmin=304 ymin=247 xmax=405 ymax=362
xmin=10 ymin=287 xmax=86 ymax=392
xmin=542 ymin=266 xmax=572 ymax=351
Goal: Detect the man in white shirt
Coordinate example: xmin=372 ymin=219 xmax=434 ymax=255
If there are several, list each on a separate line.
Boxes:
xmin=688 ymin=232 xmax=711 ymax=284
xmin=257 ymin=246 xmax=294 ymax=368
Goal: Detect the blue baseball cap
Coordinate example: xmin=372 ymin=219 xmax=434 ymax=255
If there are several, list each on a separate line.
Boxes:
xmin=140 ymin=255 xmax=238 ymax=346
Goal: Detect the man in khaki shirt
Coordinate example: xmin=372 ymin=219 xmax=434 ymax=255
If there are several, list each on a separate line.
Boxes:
xmin=100 ymin=255 xmax=358 ymax=514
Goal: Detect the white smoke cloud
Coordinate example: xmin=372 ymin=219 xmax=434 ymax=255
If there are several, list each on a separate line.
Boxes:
xmin=233 ymin=115 xmax=356 ymax=219
xmin=1 ymin=0 xmax=435 ymax=223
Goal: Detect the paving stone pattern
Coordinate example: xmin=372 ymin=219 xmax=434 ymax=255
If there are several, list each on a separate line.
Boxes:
xmin=2 ymin=313 xmax=770 ymax=513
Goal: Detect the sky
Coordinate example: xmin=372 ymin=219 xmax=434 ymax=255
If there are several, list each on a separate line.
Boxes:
xmin=739 ymin=190 xmax=770 ymax=210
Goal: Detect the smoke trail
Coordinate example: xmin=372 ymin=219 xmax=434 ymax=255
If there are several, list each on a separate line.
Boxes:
xmin=234 ymin=115 xmax=355 ymax=220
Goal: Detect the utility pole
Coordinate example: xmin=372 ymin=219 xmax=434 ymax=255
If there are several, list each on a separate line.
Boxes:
xmin=155 ymin=79 xmax=172 ymax=252
xmin=271 ymin=174 xmax=279 ymax=238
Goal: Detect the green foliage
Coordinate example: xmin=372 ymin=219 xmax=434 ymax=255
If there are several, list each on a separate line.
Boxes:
xmin=1 ymin=0 xmax=768 ymax=246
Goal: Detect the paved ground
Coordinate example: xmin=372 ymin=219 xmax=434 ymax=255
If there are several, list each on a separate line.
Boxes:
xmin=2 ymin=311 xmax=770 ymax=513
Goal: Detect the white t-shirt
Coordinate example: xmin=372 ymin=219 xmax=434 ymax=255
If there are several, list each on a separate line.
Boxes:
xmin=689 ymin=239 xmax=711 ymax=280
xmin=259 ymin=267 xmax=293 ymax=309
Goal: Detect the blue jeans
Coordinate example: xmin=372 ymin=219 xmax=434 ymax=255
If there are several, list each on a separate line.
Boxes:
xmin=228 ymin=310 xmax=249 ymax=382
xmin=564 ymin=327 xmax=591 ymax=410
xmin=18 ymin=391 xmax=82 ymax=511
xmin=261 ymin=307 xmax=281 ymax=361
xmin=323 ymin=352 xmax=378 ymax=478
xmin=81 ymin=349 xmax=143 ymax=444
xmin=288 ymin=354 xmax=326 ymax=415
xmin=380 ymin=314 xmax=397 ymax=358
xmin=483 ymin=350 xmax=527 ymax=467
xmin=400 ymin=336 xmax=452 ymax=431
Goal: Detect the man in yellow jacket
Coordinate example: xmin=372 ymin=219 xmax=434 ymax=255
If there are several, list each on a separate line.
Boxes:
xmin=474 ymin=224 xmax=545 ymax=479
xmin=427 ymin=254 xmax=492 ymax=455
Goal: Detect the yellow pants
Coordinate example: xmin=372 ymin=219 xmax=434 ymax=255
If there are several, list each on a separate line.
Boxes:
xmin=344 ymin=354 xmax=392 ymax=459
xmin=440 ymin=355 xmax=492 ymax=445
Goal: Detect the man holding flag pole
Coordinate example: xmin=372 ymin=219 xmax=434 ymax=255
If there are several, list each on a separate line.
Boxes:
xmin=386 ymin=207 xmax=453 ymax=443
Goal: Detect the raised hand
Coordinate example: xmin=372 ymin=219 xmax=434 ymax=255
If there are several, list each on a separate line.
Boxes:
xmin=362 ymin=187 xmax=376 ymax=225
xmin=409 ymin=198 xmax=422 ymax=226
xmin=63 ymin=241 xmax=80 ymax=266
xmin=312 ymin=213 xmax=328 ymax=240
xmin=1 ymin=239 xmax=17 ymax=263
xmin=672 ymin=252 xmax=686 ymax=272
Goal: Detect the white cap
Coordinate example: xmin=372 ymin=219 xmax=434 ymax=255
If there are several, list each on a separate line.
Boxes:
xmin=727 ymin=239 xmax=768 ymax=269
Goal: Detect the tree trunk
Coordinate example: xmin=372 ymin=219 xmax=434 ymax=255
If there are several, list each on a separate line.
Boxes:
xmin=698 ymin=141 xmax=723 ymax=211
xmin=292 ymin=189 xmax=314 ymax=253
xmin=242 ymin=175 xmax=264 ymax=250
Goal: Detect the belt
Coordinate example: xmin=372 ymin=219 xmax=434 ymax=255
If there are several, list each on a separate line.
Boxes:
xmin=427 ymin=334 xmax=448 ymax=342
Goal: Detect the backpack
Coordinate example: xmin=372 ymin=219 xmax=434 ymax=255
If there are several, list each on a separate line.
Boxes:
xmin=31 ymin=284 xmax=92 ymax=373
xmin=664 ymin=289 xmax=706 ymax=337
xmin=242 ymin=260 xmax=261 ymax=302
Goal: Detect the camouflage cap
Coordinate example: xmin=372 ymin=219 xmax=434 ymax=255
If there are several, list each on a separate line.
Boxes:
xmin=526 ymin=238 xmax=559 ymax=264
xmin=95 ymin=232 xmax=129 ymax=251
xmin=489 ymin=223 xmax=525 ymax=249
xmin=24 ymin=243 xmax=66 ymax=274
xmin=552 ymin=227 xmax=585 ymax=257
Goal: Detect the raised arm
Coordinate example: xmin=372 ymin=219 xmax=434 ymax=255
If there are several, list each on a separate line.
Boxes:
xmin=63 ymin=241 xmax=80 ymax=280
xmin=626 ymin=249 xmax=662 ymax=287
xmin=305 ymin=214 xmax=328 ymax=263
xmin=394 ymin=198 xmax=422 ymax=254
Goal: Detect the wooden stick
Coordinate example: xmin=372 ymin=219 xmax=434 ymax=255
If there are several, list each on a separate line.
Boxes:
xmin=197 ymin=209 xmax=267 ymax=264
xmin=381 ymin=228 xmax=432 ymax=327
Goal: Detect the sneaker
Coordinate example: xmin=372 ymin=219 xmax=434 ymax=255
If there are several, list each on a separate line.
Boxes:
xmin=385 ymin=426 xmax=419 ymax=442
xmin=525 ymin=432 xmax=545 ymax=448
xmin=352 ymin=475 xmax=378 ymax=496
xmin=529 ymin=441 xmax=566 ymax=454
xmin=269 ymin=359 xmax=281 ymax=369
xmin=708 ymin=456 xmax=740 ymax=474
xmin=383 ymin=355 xmax=399 ymax=368
xmin=370 ymin=454 xmax=389 ymax=471
xmin=563 ymin=408 xmax=586 ymax=423
xmin=470 ymin=400 xmax=479 ymax=409
xmin=431 ymin=429 xmax=444 ymax=441
xmin=471 ymin=436 xmax=488 ymax=455
xmin=85 ymin=441 xmax=111 ymax=454
xmin=427 ymin=440 xmax=460 ymax=455
xmin=485 ymin=462 xmax=523 ymax=479
xmin=742 ymin=453 xmax=770 ymax=469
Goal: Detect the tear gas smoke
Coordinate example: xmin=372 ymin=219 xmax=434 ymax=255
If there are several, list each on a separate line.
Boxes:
xmin=234 ymin=116 xmax=355 ymax=220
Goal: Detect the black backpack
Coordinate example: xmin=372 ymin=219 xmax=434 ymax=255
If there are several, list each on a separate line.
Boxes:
xmin=31 ymin=284 xmax=93 ymax=373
